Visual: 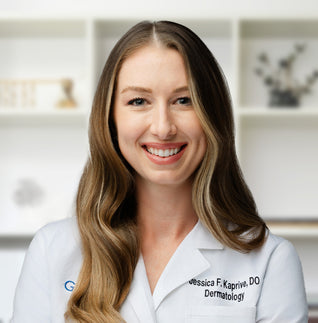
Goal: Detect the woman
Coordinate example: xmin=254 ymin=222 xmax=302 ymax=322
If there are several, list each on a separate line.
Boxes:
xmin=11 ymin=21 xmax=307 ymax=322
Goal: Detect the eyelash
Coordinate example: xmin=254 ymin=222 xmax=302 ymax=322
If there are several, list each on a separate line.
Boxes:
xmin=128 ymin=97 xmax=146 ymax=106
xmin=176 ymin=97 xmax=192 ymax=106
xmin=127 ymin=97 xmax=192 ymax=106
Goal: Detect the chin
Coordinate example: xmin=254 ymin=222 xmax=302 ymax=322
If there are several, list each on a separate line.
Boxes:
xmin=147 ymin=175 xmax=192 ymax=187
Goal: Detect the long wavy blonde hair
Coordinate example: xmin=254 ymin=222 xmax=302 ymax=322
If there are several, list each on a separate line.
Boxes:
xmin=65 ymin=20 xmax=267 ymax=322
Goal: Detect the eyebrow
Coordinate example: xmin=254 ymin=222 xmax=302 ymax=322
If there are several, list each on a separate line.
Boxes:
xmin=120 ymin=86 xmax=152 ymax=94
xmin=120 ymin=86 xmax=189 ymax=94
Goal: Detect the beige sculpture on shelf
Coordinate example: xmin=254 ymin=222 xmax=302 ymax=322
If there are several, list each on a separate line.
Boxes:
xmin=0 ymin=78 xmax=77 ymax=109
xmin=56 ymin=79 xmax=77 ymax=109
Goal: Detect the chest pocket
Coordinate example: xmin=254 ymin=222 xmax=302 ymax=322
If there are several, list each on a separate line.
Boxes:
xmin=187 ymin=305 xmax=256 ymax=323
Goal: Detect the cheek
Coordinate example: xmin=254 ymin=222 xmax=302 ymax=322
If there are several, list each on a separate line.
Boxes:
xmin=200 ymin=135 xmax=208 ymax=153
xmin=188 ymin=119 xmax=208 ymax=158
xmin=185 ymin=117 xmax=206 ymax=144
xmin=198 ymin=136 xmax=208 ymax=163
xmin=115 ymin=119 xmax=143 ymax=155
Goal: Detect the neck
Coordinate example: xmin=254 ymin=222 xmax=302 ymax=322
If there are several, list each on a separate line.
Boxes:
xmin=135 ymin=177 xmax=198 ymax=244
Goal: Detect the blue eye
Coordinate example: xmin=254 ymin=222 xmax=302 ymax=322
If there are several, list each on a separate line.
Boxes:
xmin=128 ymin=98 xmax=145 ymax=106
xmin=176 ymin=97 xmax=192 ymax=106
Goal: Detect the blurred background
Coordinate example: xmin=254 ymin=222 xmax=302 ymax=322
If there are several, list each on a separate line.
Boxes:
xmin=0 ymin=0 xmax=318 ymax=321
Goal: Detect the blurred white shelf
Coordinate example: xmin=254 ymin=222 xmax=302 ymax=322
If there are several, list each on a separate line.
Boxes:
xmin=0 ymin=232 xmax=34 ymax=239
xmin=309 ymin=294 xmax=318 ymax=320
xmin=309 ymin=294 xmax=318 ymax=307
xmin=0 ymin=222 xmax=49 ymax=238
xmin=237 ymin=106 xmax=318 ymax=118
xmin=240 ymin=19 xmax=318 ymax=38
xmin=267 ymin=221 xmax=318 ymax=238
xmin=0 ymin=107 xmax=87 ymax=115
xmin=0 ymin=108 xmax=88 ymax=125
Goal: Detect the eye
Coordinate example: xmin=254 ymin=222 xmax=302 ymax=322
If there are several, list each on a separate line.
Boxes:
xmin=176 ymin=97 xmax=192 ymax=106
xmin=128 ymin=97 xmax=146 ymax=106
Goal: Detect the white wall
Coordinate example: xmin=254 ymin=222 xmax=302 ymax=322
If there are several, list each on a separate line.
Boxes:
xmin=1 ymin=0 xmax=318 ymax=18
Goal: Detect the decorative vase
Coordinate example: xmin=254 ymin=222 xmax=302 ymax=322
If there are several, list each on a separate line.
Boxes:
xmin=269 ymin=89 xmax=299 ymax=107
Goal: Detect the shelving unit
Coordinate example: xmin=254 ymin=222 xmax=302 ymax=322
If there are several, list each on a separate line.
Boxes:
xmin=0 ymin=17 xmax=89 ymax=239
xmin=0 ymin=14 xmax=317 ymax=322
xmin=237 ymin=18 xmax=318 ymax=223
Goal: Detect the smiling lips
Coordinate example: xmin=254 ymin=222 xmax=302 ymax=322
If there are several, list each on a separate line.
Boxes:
xmin=147 ymin=147 xmax=181 ymax=157
xmin=142 ymin=143 xmax=187 ymax=165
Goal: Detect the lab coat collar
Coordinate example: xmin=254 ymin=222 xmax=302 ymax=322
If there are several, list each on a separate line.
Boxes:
xmin=152 ymin=220 xmax=223 ymax=310
xmin=125 ymin=220 xmax=224 ymax=319
xmin=190 ymin=219 xmax=224 ymax=250
xmin=124 ymin=256 xmax=157 ymax=323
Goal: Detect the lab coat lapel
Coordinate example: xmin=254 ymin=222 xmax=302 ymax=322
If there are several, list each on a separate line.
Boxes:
xmin=124 ymin=256 xmax=157 ymax=323
xmin=152 ymin=220 xmax=223 ymax=310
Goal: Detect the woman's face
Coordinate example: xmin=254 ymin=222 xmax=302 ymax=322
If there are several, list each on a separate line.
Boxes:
xmin=113 ymin=44 xmax=207 ymax=187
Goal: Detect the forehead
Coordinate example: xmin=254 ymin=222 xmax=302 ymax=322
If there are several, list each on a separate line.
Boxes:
xmin=116 ymin=44 xmax=188 ymax=90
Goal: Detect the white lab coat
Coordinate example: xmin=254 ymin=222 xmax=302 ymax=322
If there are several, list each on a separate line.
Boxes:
xmin=11 ymin=217 xmax=308 ymax=322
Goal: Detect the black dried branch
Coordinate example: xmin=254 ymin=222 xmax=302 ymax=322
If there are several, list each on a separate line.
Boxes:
xmin=264 ymin=76 xmax=274 ymax=86
xmin=258 ymin=52 xmax=269 ymax=64
xmin=254 ymin=43 xmax=317 ymax=103
xmin=254 ymin=68 xmax=263 ymax=76
xmin=295 ymin=43 xmax=306 ymax=53
xmin=279 ymin=59 xmax=290 ymax=69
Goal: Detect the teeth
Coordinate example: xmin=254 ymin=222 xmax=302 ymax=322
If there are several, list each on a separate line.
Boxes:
xmin=146 ymin=146 xmax=182 ymax=157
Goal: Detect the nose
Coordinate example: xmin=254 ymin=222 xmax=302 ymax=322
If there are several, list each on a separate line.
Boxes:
xmin=150 ymin=103 xmax=177 ymax=140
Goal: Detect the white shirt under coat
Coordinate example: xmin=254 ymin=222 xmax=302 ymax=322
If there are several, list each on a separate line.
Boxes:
xmin=11 ymin=217 xmax=308 ymax=322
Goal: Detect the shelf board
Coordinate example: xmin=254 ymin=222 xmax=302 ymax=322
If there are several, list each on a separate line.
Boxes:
xmin=0 ymin=233 xmax=34 ymax=241
xmin=237 ymin=106 xmax=318 ymax=118
xmin=266 ymin=220 xmax=318 ymax=237
xmin=240 ymin=19 xmax=318 ymax=38
xmin=309 ymin=294 xmax=318 ymax=309
xmin=0 ymin=18 xmax=86 ymax=38
xmin=0 ymin=108 xmax=88 ymax=125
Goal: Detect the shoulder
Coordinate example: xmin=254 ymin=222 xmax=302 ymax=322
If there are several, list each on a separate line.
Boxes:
xmin=260 ymin=230 xmax=300 ymax=263
xmin=242 ymin=229 xmax=302 ymax=272
xmin=255 ymin=231 xmax=308 ymax=321
xmin=260 ymin=229 xmax=303 ymax=274
xmin=12 ymin=217 xmax=82 ymax=322
xmin=38 ymin=215 xmax=78 ymax=235
xmin=34 ymin=216 xmax=79 ymax=241
xmin=209 ymin=227 xmax=303 ymax=276
xmin=29 ymin=216 xmax=81 ymax=260
xmin=255 ymin=230 xmax=306 ymax=307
